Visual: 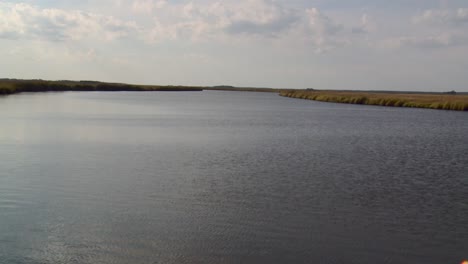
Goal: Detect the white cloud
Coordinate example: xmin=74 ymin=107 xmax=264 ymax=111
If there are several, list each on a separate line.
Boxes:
xmin=387 ymin=8 xmax=468 ymax=50
xmin=352 ymin=14 xmax=375 ymax=34
xmin=382 ymin=33 xmax=468 ymax=50
xmin=0 ymin=3 xmax=139 ymax=41
xmin=413 ymin=8 xmax=468 ymax=26
xmin=143 ymin=0 xmax=347 ymax=53
xmin=0 ymin=0 xmax=348 ymax=52
xmin=306 ymin=8 xmax=343 ymax=35
xmin=132 ymin=0 xmax=166 ymax=14
xmin=144 ymin=0 xmax=303 ymax=41
xmin=304 ymin=8 xmax=346 ymax=52
xmin=222 ymin=0 xmax=300 ymax=36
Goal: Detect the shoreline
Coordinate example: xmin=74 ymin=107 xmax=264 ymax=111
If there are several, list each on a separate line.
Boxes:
xmin=3 ymin=79 xmax=468 ymax=112
xmin=0 ymin=80 xmax=204 ymax=95
xmin=279 ymin=90 xmax=468 ymax=111
xmin=0 ymin=79 xmax=281 ymax=95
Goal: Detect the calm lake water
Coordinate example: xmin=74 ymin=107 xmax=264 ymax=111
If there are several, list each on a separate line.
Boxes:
xmin=0 ymin=91 xmax=467 ymax=264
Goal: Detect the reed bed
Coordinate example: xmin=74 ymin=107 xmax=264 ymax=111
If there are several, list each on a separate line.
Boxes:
xmin=279 ymin=90 xmax=468 ymax=111
xmin=0 ymin=80 xmax=203 ymax=95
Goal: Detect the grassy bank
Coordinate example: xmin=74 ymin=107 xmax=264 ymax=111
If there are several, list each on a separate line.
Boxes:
xmin=0 ymin=79 xmax=203 ymax=95
xmin=279 ymin=90 xmax=468 ymax=111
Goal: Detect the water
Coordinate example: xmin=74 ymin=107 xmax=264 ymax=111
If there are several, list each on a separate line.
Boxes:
xmin=0 ymin=91 xmax=467 ymax=264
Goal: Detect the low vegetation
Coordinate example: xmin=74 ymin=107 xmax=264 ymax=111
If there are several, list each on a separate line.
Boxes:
xmin=0 ymin=79 xmax=284 ymax=95
xmin=279 ymin=90 xmax=468 ymax=111
xmin=206 ymin=86 xmax=279 ymax=93
xmin=0 ymin=79 xmax=203 ymax=95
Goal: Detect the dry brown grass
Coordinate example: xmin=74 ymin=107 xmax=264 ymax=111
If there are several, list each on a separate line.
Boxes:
xmin=279 ymin=90 xmax=468 ymax=111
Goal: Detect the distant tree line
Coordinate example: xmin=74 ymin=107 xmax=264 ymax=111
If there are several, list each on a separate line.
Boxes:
xmin=0 ymin=79 xmax=204 ymax=95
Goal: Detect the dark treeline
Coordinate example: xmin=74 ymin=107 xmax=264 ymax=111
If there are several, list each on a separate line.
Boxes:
xmin=0 ymin=79 xmax=204 ymax=95
xmin=206 ymin=85 xmax=279 ymax=93
xmin=0 ymin=79 xmax=286 ymax=95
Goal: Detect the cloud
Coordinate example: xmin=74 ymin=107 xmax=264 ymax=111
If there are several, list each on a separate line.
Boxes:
xmin=388 ymin=8 xmax=468 ymax=50
xmin=143 ymin=0 xmax=347 ymax=52
xmin=222 ymin=0 xmax=300 ymax=37
xmin=145 ymin=0 xmax=304 ymax=40
xmin=0 ymin=0 xmax=349 ymax=53
xmin=304 ymin=8 xmax=347 ymax=52
xmin=352 ymin=14 xmax=374 ymax=34
xmin=413 ymin=8 xmax=468 ymax=26
xmin=0 ymin=3 xmax=139 ymax=41
xmin=224 ymin=13 xmax=298 ymax=37
xmin=132 ymin=0 xmax=166 ymax=14
xmin=383 ymin=33 xmax=468 ymax=49
xmin=306 ymin=8 xmax=343 ymax=36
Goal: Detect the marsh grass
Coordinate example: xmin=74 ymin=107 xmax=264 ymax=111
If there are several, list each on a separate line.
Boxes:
xmin=0 ymin=83 xmax=16 ymax=94
xmin=0 ymin=80 xmax=203 ymax=95
xmin=279 ymin=90 xmax=468 ymax=111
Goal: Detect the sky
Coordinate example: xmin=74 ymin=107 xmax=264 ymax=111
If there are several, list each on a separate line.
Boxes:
xmin=1 ymin=0 xmax=468 ymax=91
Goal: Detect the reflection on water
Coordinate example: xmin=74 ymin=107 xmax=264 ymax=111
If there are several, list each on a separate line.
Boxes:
xmin=0 ymin=91 xmax=467 ymax=264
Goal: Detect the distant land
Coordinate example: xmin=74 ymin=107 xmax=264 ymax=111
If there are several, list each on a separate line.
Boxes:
xmin=0 ymin=79 xmax=282 ymax=94
xmin=1 ymin=78 xmax=467 ymax=111
xmin=0 ymin=79 xmax=204 ymax=94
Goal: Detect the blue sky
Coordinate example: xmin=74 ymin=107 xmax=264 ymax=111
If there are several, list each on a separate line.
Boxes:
xmin=1 ymin=0 xmax=468 ymax=91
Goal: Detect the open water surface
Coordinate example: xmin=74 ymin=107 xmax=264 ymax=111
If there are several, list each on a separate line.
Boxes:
xmin=0 ymin=91 xmax=467 ymax=263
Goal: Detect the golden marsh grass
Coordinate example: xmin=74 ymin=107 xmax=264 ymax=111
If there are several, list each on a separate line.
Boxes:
xmin=279 ymin=90 xmax=468 ymax=111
